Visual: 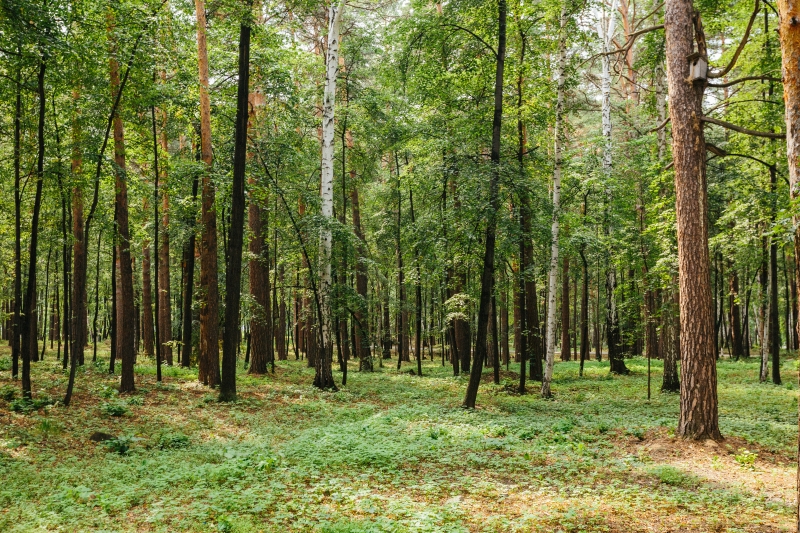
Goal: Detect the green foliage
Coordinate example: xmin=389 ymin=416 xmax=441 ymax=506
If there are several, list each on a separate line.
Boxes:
xmin=99 ymin=402 xmax=128 ymax=417
xmin=155 ymin=431 xmax=190 ymax=450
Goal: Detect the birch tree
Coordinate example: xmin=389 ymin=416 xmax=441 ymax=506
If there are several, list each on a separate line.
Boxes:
xmin=541 ymin=7 xmax=567 ymax=399
xmin=315 ymin=0 xmax=344 ymax=390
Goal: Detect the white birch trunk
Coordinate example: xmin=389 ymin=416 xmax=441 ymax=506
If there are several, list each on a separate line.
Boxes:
xmin=541 ymin=8 xmax=567 ymax=398
xmin=319 ymin=1 xmax=344 ymax=358
xmin=601 ymin=0 xmax=621 ymax=370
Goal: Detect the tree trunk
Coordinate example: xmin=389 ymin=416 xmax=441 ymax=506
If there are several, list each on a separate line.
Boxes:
xmin=664 ymin=0 xmax=720 ymax=439
xmin=248 ymin=195 xmax=270 ymax=375
xmin=729 ymin=267 xmax=743 ymax=359
xmin=107 ymin=19 xmax=136 ymax=393
xmin=21 ymin=56 xmax=47 ymax=398
xmin=462 ymin=0 xmax=506 ymax=408
xmin=314 ymin=1 xmax=343 ymax=390
xmin=158 ymin=115 xmax=172 ymax=366
xmin=560 ymin=253 xmax=570 ymax=361
xmin=541 ymin=7 xmax=567 ymax=399
xmin=220 ymin=17 xmax=251 ymax=400
xmin=181 ymin=173 xmax=199 ymax=368
xmin=141 ymin=233 xmax=155 ymax=357
xmin=195 ymin=0 xmax=220 ymax=387
xmin=352 ymin=183 xmax=372 ymax=371
xmin=777 ymin=0 xmax=800 ymax=522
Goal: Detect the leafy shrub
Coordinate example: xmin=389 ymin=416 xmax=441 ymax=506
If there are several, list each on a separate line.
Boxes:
xmin=734 ymin=448 xmax=757 ymax=468
xmin=155 ymin=431 xmax=190 ymax=450
xmin=0 ymin=385 xmax=16 ymax=401
xmin=650 ymin=465 xmax=697 ymax=487
xmin=103 ymin=435 xmax=137 ymax=455
xmin=100 ymin=402 xmax=128 ymax=417
xmin=126 ymin=396 xmax=143 ymax=406
xmin=10 ymin=396 xmax=55 ymax=413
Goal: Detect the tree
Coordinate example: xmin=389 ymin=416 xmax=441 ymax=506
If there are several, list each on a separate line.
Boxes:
xmin=664 ymin=0 xmax=720 ymax=440
xmin=195 ymin=0 xmax=220 ymax=388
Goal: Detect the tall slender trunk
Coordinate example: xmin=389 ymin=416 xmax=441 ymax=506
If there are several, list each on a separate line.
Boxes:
xmin=181 ymin=170 xmax=199 ymax=368
xmin=21 ymin=56 xmax=47 ymax=398
xmin=729 ymin=267 xmax=743 ymax=359
xmin=560 ymin=253 xmax=570 ymax=361
xmin=248 ymin=192 xmax=270 ymax=375
xmin=351 ymin=183 xmax=372 ymax=371
xmin=220 ymin=15 xmax=251 ymax=401
xmin=108 ymin=13 xmax=136 ymax=393
xmin=665 ymin=0 xmax=720 ymax=439
xmin=541 ymin=7 xmax=567 ymax=398
xmin=142 ymin=229 xmax=155 ymax=356
xmin=195 ymin=0 xmax=220 ymax=387
xmin=314 ymin=1 xmax=343 ymax=390
xmin=158 ymin=112 xmax=172 ymax=365
xmin=12 ymin=58 xmax=22 ymax=380
xmin=462 ymin=0 xmax=506 ymax=408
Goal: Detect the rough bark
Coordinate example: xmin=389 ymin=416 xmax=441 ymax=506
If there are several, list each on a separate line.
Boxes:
xmin=108 ymin=20 xmax=136 ymax=393
xmin=664 ymin=0 xmax=720 ymax=439
xmin=248 ymin=195 xmax=270 ymax=375
xmin=195 ymin=0 xmax=220 ymax=387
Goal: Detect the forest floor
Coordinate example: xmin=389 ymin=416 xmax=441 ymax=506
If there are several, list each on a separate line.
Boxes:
xmin=0 ymin=345 xmax=797 ymax=533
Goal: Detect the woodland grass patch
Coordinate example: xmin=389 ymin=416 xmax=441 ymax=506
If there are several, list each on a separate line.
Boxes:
xmin=0 ymin=344 xmax=796 ymax=532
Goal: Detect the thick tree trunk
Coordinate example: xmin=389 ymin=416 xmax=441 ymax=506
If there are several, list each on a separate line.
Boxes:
xmin=777 ymin=0 xmax=800 ymax=523
xmin=195 ymin=0 xmax=220 ymax=387
xmin=664 ymin=0 xmax=720 ymax=439
xmin=463 ymin=0 xmax=505 ymax=408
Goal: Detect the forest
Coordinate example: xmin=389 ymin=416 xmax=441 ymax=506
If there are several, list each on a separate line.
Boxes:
xmin=1 ymin=0 xmax=800 ymax=530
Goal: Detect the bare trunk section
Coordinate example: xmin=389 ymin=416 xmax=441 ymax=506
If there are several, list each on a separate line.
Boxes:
xmin=351 ymin=183 xmax=372 ymax=371
xmin=541 ymin=7 xmax=567 ymax=399
xmin=108 ymin=13 xmax=136 ymax=393
xmin=315 ymin=1 xmax=344 ymax=390
xmin=463 ymin=0 xmax=506 ymax=408
xmin=195 ymin=0 xmax=220 ymax=387
xmin=777 ymin=0 xmax=800 ymax=522
xmin=664 ymin=0 xmax=720 ymax=439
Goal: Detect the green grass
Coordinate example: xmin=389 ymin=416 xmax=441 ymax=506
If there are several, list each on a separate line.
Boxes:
xmin=0 ymin=345 xmax=796 ymax=532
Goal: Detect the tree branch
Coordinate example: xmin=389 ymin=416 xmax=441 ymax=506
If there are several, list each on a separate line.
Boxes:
xmin=602 ymin=24 xmax=664 ymax=56
xmin=701 ymin=115 xmax=785 ymax=139
xmin=707 ymin=0 xmax=760 ymax=79
xmin=440 ymin=23 xmax=497 ymax=59
xmin=707 ymin=75 xmax=781 ymax=88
